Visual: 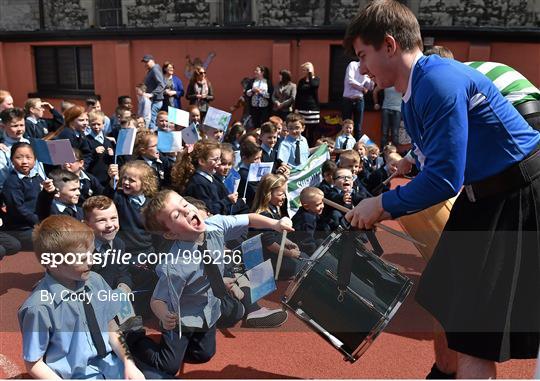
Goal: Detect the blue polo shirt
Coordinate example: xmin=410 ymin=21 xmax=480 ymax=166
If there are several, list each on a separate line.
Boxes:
xmin=382 ymin=54 xmax=540 ymax=217
xmin=152 ymin=214 xmax=249 ymax=329
xmin=18 ymin=272 xmax=123 ymax=379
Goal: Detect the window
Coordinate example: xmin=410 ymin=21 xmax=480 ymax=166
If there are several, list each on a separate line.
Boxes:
xmin=96 ymin=0 xmax=122 ymax=28
xmin=223 ymin=0 xmax=253 ymax=25
xmin=328 ymin=45 xmax=351 ymax=104
xmin=34 ymin=46 xmax=94 ymax=95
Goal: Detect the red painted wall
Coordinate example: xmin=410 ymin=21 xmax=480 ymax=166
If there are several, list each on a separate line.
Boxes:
xmin=0 ymin=37 xmax=538 ymax=147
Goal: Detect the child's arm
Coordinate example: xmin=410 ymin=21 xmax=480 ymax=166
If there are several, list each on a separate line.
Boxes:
xmin=108 ymin=320 xmax=146 ymax=380
xmin=247 ymin=213 xmax=294 ymax=233
xmin=25 ymin=358 xmax=61 ymax=379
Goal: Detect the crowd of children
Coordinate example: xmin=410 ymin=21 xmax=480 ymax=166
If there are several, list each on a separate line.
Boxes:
xmin=0 ymin=83 xmax=405 ymax=378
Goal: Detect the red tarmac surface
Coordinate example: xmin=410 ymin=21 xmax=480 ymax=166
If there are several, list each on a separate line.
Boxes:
xmin=0 ymin=187 xmax=536 ymax=379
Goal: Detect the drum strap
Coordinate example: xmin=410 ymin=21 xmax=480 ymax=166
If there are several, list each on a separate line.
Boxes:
xmin=337 ymin=244 xmax=355 ymax=297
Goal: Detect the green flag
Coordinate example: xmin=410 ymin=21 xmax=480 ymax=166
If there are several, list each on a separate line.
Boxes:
xmin=287 ymin=144 xmax=329 ymax=217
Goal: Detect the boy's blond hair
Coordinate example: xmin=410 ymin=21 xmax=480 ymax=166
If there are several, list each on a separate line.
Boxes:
xmin=33 ymin=215 xmax=94 ymax=263
xmin=342 ymin=119 xmax=354 ymax=127
xmin=339 ymin=150 xmax=361 ymax=165
xmin=300 ymin=187 xmax=324 ymax=204
xmin=88 ymin=110 xmax=105 ymax=122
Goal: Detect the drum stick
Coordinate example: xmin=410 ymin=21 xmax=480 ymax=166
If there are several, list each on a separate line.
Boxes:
xmin=382 ymin=171 xmax=398 ymax=186
xmin=322 ymin=198 xmax=426 ymax=247
xmin=275 ymin=231 xmax=287 ymax=280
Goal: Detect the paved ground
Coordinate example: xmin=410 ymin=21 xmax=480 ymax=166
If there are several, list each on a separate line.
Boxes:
xmin=1 ymin=222 xmax=536 ymax=379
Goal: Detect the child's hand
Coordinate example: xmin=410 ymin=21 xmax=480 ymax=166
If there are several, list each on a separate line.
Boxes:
xmin=0 ymin=143 xmax=9 ymax=152
xmin=160 ymin=311 xmax=178 ymax=331
xmin=42 ymin=179 xmax=56 ymax=193
xmin=276 ymin=164 xmax=290 ymax=178
xmin=95 ymin=146 xmax=106 ymax=154
xmin=286 ymin=247 xmax=301 ymax=259
xmin=108 ymin=164 xmax=119 ymax=179
xmin=228 ymin=192 xmax=238 ymax=203
xmin=107 ymin=147 xmax=114 ymax=156
xmin=343 ymin=192 xmax=352 ymax=204
xmin=274 ymin=217 xmax=294 ymax=233
xmin=124 ymin=359 xmax=145 ymax=380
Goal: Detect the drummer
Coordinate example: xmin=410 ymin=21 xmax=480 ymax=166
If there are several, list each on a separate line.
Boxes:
xmin=343 ymin=0 xmax=540 ymax=379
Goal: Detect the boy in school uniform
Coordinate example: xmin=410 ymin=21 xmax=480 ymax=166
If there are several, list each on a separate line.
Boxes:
xmin=277 ymin=113 xmax=311 ymax=169
xmin=365 ymin=152 xmax=401 ymax=195
xmin=238 ymin=141 xmax=263 ymax=208
xmin=260 ymin=121 xmax=290 ymax=176
xmin=0 ymin=108 xmax=32 ymax=192
xmin=338 ymin=150 xmax=371 ymax=198
xmin=83 ymin=196 xmax=132 ymax=295
xmin=17 ymin=215 xmax=154 ymax=379
xmin=23 ymin=98 xmax=63 ymax=140
xmin=334 ymin=119 xmax=357 ymax=159
xmin=318 ymin=160 xmax=337 ymax=195
xmin=37 ymin=169 xmax=84 ymax=221
xmin=86 ymin=110 xmax=115 ymax=186
xmin=291 ymin=187 xmax=325 ymax=255
xmin=127 ymin=190 xmax=293 ymax=376
xmin=64 ymin=148 xmax=105 ymax=206
xmin=213 ymin=143 xmax=249 ymax=215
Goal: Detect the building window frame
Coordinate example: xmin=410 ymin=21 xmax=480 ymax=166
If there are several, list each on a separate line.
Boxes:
xmin=96 ymin=0 xmax=122 ymax=28
xmin=32 ymin=45 xmax=95 ymax=98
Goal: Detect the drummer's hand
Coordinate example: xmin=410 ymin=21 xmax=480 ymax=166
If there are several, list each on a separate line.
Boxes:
xmin=396 ymin=158 xmax=412 ymax=176
xmin=345 ymin=195 xmax=390 ymax=229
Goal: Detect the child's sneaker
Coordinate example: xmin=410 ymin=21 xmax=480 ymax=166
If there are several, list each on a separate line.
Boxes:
xmin=245 ymin=307 xmax=288 ymax=328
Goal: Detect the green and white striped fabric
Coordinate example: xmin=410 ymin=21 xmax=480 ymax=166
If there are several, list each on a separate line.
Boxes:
xmin=465 ymin=61 xmax=540 ymax=106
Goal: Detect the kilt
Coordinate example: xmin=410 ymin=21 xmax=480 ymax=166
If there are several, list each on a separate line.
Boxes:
xmin=416 ymin=148 xmax=540 ymax=362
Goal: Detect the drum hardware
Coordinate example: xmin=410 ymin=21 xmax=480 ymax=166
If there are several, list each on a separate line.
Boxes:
xmin=282 ymin=226 xmax=413 ymax=362
xmin=322 ymin=198 xmax=426 ymax=247
xmin=325 ymin=269 xmax=379 ymax=313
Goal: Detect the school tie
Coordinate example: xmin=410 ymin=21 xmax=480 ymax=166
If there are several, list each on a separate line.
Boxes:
xmin=101 ymin=242 xmax=112 ymax=254
xmin=80 ymin=286 xmax=108 ymax=357
xmin=294 ymin=140 xmax=301 ymax=166
xmin=342 ymin=136 xmax=349 ymax=150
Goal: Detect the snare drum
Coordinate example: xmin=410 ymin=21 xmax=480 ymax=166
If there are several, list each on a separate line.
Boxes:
xmin=397 ymin=197 xmax=456 ymax=261
xmin=282 ymin=227 xmax=412 ymax=362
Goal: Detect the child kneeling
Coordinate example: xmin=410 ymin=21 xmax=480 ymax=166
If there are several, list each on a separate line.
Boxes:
xmin=125 ymin=190 xmax=293 ymax=376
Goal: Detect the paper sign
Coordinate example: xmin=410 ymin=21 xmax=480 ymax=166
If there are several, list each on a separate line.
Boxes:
xmin=158 ymin=131 xmax=183 ymax=153
xmin=33 ymin=139 xmax=76 ymax=165
xmin=224 ymin=168 xmax=241 ymax=194
xmin=359 ymin=134 xmax=375 ymax=146
xmin=247 ymin=162 xmax=273 ymax=182
xmin=203 ymin=106 xmax=232 ymax=131
xmin=113 ymin=289 xmax=136 ymax=325
xmin=168 ymin=106 xmax=190 ymax=128
xmin=182 ymin=123 xmax=200 ymax=145
xmin=116 ymin=128 xmax=137 ymax=156
xmin=247 ymin=260 xmax=276 ymax=303
xmin=241 ymin=234 xmax=264 ymax=270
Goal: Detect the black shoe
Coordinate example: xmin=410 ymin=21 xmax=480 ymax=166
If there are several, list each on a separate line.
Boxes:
xmin=426 ymin=363 xmax=456 ymax=379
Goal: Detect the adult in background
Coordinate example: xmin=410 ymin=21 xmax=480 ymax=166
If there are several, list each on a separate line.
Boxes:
xmin=344 ymin=0 xmax=540 ymax=378
xmin=342 ymin=60 xmax=373 ymax=140
xmin=295 ymin=62 xmax=320 ymax=144
xmin=373 ymin=86 xmax=402 ymax=147
xmin=245 ymin=65 xmax=273 ymax=130
xmin=162 ymin=61 xmax=185 ymax=110
xmin=141 ymin=54 xmax=165 ymax=131
xmin=272 ymin=69 xmax=296 ymax=121
xmin=425 ymin=45 xmax=540 ymax=131
xmin=186 ymin=66 xmax=214 ymax=119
